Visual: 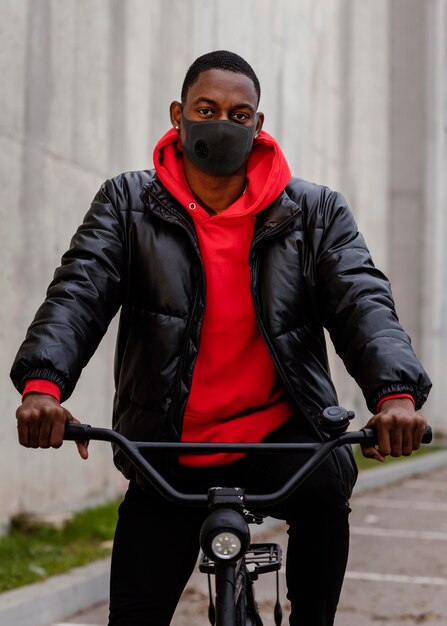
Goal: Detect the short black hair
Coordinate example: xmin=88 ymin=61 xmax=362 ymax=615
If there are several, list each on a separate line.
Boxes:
xmin=181 ymin=50 xmax=261 ymax=105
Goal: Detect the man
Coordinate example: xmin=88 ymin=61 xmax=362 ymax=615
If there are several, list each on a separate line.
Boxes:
xmin=12 ymin=51 xmax=431 ymax=625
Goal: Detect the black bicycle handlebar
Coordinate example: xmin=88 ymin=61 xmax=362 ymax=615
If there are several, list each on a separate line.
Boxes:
xmin=64 ymin=423 xmax=432 ymax=508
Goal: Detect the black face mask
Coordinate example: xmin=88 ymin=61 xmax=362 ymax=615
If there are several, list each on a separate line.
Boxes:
xmin=181 ymin=115 xmax=257 ymax=176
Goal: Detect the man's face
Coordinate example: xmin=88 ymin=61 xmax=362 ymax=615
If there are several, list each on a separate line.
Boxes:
xmin=171 ymin=68 xmax=263 ymax=143
xmin=183 ymin=68 xmax=259 ymax=127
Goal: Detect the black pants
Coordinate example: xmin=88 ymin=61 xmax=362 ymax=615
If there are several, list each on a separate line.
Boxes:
xmin=108 ymin=422 xmax=355 ymax=626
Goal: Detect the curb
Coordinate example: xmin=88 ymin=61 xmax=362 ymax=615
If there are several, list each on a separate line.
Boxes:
xmin=353 ymin=448 xmax=447 ymax=494
xmin=2 ymin=449 xmax=447 ymax=626
xmin=0 ymin=558 xmax=110 ymax=626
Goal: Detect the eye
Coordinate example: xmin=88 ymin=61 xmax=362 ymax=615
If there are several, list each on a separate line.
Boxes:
xmin=197 ymin=108 xmax=214 ymax=117
xmin=232 ymin=112 xmax=250 ymax=122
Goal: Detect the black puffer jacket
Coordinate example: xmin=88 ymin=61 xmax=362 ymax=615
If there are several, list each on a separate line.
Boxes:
xmin=11 ymin=171 xmax=431 ymax=488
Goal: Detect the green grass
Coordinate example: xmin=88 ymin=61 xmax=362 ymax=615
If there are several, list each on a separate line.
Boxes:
xmin=354 ymin=442 xmax=442 ymax=471
xmin=0 ymin=499 xmax=120 ymax=592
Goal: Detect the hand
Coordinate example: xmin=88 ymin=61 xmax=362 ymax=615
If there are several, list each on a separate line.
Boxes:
xmin=361 ymin=398 xmax=426 ymax=463
xmin=16 ymin=393 xmax=89 ymax=460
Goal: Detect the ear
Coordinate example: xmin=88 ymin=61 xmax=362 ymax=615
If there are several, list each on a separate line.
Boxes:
xmin=170 ymin=101 xmax=182 ymax=130
xmin=255 ymin=112 xmax=264 ymax=138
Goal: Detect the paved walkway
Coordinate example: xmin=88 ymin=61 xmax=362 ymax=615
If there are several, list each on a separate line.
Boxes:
xmin=50 ymin=464 xmax=447 ymax=626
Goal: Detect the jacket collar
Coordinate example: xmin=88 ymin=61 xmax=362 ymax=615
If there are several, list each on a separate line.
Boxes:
xmin=140 ymin=172 xmax=192 ymax=225
xmin=252 ymin=190 xmax=301 ymax=238
xmin=140 ymin=171 xmax=301 ymax=239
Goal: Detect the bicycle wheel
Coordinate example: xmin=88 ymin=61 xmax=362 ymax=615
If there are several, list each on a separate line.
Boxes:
xmin=235 ymin=564 xmax=263 ymax=626
xmin=235 ymin=566 xmax=247 ymax=625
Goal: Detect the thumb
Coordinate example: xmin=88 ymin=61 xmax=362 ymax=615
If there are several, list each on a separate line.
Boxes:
xmin=76 ymin=440 xmax=89 ymax=460
xmin=361 ymin=444 xmax=385 ymax=463
xmin=67 ymin=415 xmax=89 ymax=460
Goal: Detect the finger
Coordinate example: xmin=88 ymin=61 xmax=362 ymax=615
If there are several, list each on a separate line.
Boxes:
xmin=376 ymin=423 xmax=392 ymax=457
xmin=50 ymin=418 xmax=66 ymax=449
xmin=38 ymin=418 xmax=53 ymax=449
xmin=17 ymin=421 xmax=31 ymax=447
xmin=402 ymin=424 xmax=414 ymax=456
xmin=413 ymin=418 xmax=426 ymax=450
xmin=16 ymin=409 xmax=31 ymax=447
xmin=27 ymin=411 xmax=41 ymax=448
xmin=390 ymin=426 xmax=403 ymax=457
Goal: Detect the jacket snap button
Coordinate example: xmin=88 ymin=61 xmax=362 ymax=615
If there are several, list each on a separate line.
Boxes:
xmin=189 ymin=202 xmax=196 ymax=210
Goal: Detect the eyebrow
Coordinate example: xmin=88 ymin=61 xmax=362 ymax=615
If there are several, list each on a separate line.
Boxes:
xmin=191 ymin=96 xmax=256 ymax=112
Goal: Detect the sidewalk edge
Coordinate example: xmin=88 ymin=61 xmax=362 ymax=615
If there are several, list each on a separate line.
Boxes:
xmin=0 ymin=558 xmax=110 ymax=626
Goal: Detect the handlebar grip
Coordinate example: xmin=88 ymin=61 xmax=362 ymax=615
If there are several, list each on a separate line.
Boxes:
xmin=422 ymin=424 xmax=433 ymax=444
xmin=361 ymin=424 xmax=433 ymax=446
xmin=64 ymin=423 xmax=92 ymax=441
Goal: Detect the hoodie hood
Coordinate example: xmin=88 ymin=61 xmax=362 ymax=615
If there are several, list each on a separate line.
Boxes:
xmin=153 ymin=128 xmax=292 ymax=220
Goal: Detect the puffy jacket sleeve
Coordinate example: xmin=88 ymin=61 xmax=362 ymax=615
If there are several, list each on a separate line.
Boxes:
xmin=10 ymin=178 xmax=126 ymax=401
xmin=314 ymin=188 xmax=431 ymax=412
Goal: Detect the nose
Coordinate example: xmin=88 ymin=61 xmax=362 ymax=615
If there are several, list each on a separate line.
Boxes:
xmin=217 ymin=110 xmax=231 ymax=121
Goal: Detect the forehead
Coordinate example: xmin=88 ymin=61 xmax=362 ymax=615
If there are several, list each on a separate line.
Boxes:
xmin=185 ymin=68 xmax=258 ymax=107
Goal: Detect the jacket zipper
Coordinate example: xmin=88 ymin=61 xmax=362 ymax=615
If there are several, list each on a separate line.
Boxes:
xmin=250 ymin=215 xmax=323 ymax=440
xmin=144 ymin=187 xmax=205 ymax=441
xmin=167 ymin=284 xmax=201 ymax=441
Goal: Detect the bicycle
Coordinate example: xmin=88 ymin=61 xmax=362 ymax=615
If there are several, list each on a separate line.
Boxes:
xmin=64 ymin=407 xmax=432 ymax=626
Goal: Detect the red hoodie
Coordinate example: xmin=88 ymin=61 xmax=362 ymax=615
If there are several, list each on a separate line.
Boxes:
xmin=154 ymin=129 xmax=294 ymax=466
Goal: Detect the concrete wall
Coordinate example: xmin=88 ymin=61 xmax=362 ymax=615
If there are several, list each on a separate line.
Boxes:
xmin=1 ymin=0 xmax=445 ymax=527
xmin=421 ymin=0 xmax=447 ymax=429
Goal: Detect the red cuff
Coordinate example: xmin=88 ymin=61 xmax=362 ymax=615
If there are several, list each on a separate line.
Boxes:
xmin=377 ymin=393 xmax=415 ymax=412
xmin=22 ymin=379 xmax=61 ymax=402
